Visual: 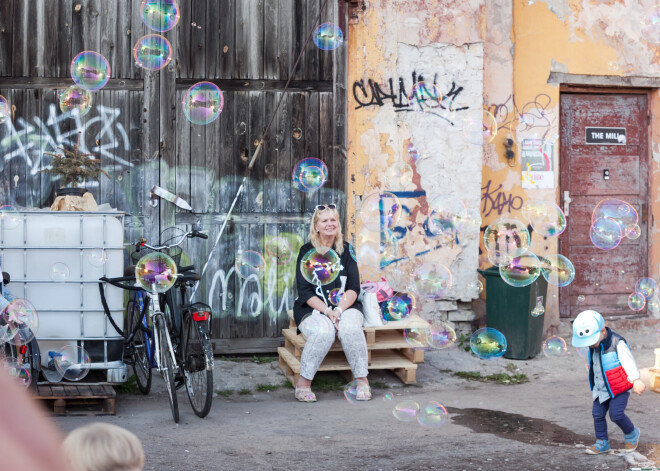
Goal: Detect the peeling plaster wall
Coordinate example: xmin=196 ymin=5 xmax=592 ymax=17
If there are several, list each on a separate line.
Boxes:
xmin=347 ymin=0 xmax=486 ymax=328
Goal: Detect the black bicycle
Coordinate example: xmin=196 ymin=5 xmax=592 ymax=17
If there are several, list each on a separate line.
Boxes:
xmin=99 ymin=229 xmax=214 ymax=421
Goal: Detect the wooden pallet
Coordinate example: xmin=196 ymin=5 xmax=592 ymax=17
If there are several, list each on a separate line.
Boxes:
xmin=35 ymin=384 xmax=116 ymax=416
xmin=278 ymin=311 xmax=428 ymax=385
xmin=651 ymin=348 xmax=660 ymax=394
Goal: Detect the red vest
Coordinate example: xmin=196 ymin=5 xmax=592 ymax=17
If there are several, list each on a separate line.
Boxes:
xmin=588 ymin=329 xmax=633 ymax=398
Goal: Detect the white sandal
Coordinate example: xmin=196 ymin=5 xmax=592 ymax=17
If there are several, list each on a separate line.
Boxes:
xmin=355 ymin=382 xmax=372 ymax=401
xmin=294 ymin=387 xmax=317 ymax=403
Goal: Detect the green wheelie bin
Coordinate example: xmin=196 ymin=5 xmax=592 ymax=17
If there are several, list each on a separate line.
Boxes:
xmin=477 ymin=265 xmax=547 ymax=360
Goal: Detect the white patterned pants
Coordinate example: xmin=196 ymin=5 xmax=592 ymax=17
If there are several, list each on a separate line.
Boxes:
xmin=299 ymin=308 xmax=369 ymax=380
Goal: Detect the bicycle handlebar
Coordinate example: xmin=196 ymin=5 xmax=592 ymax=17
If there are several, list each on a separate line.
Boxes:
xmin=134 ymin=229 xmax=208 ymax=253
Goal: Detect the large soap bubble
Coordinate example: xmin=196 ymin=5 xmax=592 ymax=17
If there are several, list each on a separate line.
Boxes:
xmin=417 ymin=401 xmax=448 ymax=428
xmin=182 ymin=82 xmax=223 ymax=125
xmin=428 ymin=320 xmax=456 ymax=349
xmin=635 ymin=277 xmax=657 ymax=299
xmin=55 ymin=345 xmax=91 ymax=381
xmin=542 ymin=336 xmax=568 ymax=358
xmin=0 ymin=95 xmax=9 ymax=123
xmin=470 ymin=327 xmax=507 ymax=359
xmin=292 ymin=158 xmax=328 ymax=193
xmin=313 ymin=23 xmax=343 ymax=51
xmin=483 ymin=219 xmax=530 ymax=260
xmin=521 ymin=200 xmax=566 ymax=237
xmin=499 ymin=252 xmax=541 ymax=287
xmin=71 ymin=51 xmax=110 ymax=90
xmin=235 ymin=250 xmax=266 ymax=279
xmin=462 ymin=108 xmax=497 ymax=145
xmin=590 ymin=218 xmax=623 ymax=250
xmin=428 ymin=196 xmax=467 ymax=238
xmin=300 ymin=248 xmax=341 ymax=285
xmin=59 ymin=86 xmax=93 ymax=117
xmin=410 ymin=263 xmax=452 ymax=299
xmin=381 ymin=293 xmax=411 ymax=321
xmin=392 ymin=400 xmax=420 ymax=422
xmin=1 ymin=298 xmax=38 ymax=345
xmin=135 ymin=252 xmax=178 ymax=293
xmin=133 ymin=34 xmax=173 ymax=71
xmin=628 ymin=292 xmax=646 ymax=311
xmin=591 ymin=199 xmax=638 ymax=230
xmin=3 ymin=359 xmax=31 ymax=388
xmin=359 ymin=192 xmax=401 ymax=232
xmin=540 ymin=254 xmax=575 ymax=287
xmin=140 ymin=0 xmax=180 ymax=32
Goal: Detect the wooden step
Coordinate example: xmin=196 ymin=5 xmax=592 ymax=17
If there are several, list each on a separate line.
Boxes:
xmin=650 ymin=367 xmax=660 ymax=394
xmin=35 ymin=384 xmax=116 ymax=416
xmin=278 ymin=346 xmax=417 ymax=385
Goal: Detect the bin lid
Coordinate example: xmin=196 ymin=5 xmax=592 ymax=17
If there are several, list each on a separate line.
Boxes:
xmin=477 ymin=265 xmax=501 ymax=277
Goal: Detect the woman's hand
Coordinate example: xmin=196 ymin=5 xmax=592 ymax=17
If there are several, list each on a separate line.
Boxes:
xmin=326 ymin=309 xmax=341 ymax=329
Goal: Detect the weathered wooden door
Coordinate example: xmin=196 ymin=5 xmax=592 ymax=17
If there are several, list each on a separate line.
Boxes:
xmin=0 ymin=0 xmax=347 ymax=352
xmin=559 ymin=93 xmax=649 ymax=318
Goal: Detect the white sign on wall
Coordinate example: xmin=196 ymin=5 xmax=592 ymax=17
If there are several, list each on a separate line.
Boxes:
xmin=521 ymin=139 xmax=554 ymax=189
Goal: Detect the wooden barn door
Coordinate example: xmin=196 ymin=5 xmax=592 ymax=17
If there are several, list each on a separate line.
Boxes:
xmin=559 ymin=93 xmax=649 ymax=318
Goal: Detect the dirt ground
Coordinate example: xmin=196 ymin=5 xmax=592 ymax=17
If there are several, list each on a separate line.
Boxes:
xmin=53 ymin=326 xmax=660 ymax=471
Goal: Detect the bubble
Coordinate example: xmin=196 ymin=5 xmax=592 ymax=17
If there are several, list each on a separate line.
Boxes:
xmin=0 ymin=95 xmax=9 ymax=123
xmin=417 ymin=401 xmax=448 ymax=428
xmin=328 ymin=288 xmax=344 ymax=306
xmin=590 ymin=218 xmax=623 ymax=250
xmin=462 ymin=108 xmax=497 ymax=145
xmin=348 ymin=243 xmax=357 ymax=262
xmin=3 ymin=359 xmax=31 ymax=388
xmin=428 ymin=320 xmax=456 ymax=349
xmin=530 ymin=305 xmax=545 ymax=317
xmin=470 ymin=327 xmax=507 ymax=359
xmin=635 ymin=277 xmax=657 ymax=299
xmin=410 ymin=263 xmax=452 ymax=299
xmin=628 ymin=292 xmax=646 ymax=311
xmin=140 ymin=0 xmax=180 ymax=32
xmin=625 ymin=224 xmax=641 ymax=240
xmin=236 ymin=121 xmax=247 ymax=135
xmin=299 ymin=313 xmax=333 ymax=342
xmin=577 ymin=295 xmax=585 ymax=304
xmin=642 ymin=8 xmax=660 ymax=44
xmin=521 ymin=200 xmax=566 ymax=237
xmin=1 ymin=298 xmax=38 ymax=346
xmin=383 ymin=392 xmax=394 ymax=402
xmin=468 ymin=280 xmax=483 ymax=296
xmin=483 ymin=219 xmax=530 ymax=260
xmin=88 ymin=248 xmax=108 ymax=267
xmin=0 ymin=205 xmax=22 ymax=230
xmin=313 ymin=23 xmax=344 ymax=51
xmin=499 ymin=252 xmax=541 ymax=287
xmin=406 ymin=143 xmax=421 ymax=163
xmin=428 ymin=196 xmax=467 ymax=237
xmin=343 ymin=380 xmax=363 ymax=405
xmin=359 ymin=192 xmax=402 ymax=232
xmin=381 ymin=293 xmax=411 ymax=321
xmin=182 ymin=81 xmax=224 ymax=125
xmin=49 ymin=262 xmax=70 ymax=282
xmin=403 ymin=322 xmax=431 ymax=349
xmin=392 ymin=400 xmax=419 ymax=422
xmin=70 ymin=51 xmax=111 ymax=90
xmin=592 ymin=199 xmax=638 ymax=228
xmin=383 ymin=162 xmax=414 ymax=190
xmin=300 ymin=248 xmax=341 ymax=285
xmin=234 ymin=250 xmax=266 ymax=280
xmin=59 ymin=86 xmax=93 ymax=117
xmin=607 ymin=60 xmax=620 ymax=72
xmin=135 ymin=252 xmax=178 ymax=292
xmin=487 ymin=250 xmax=513 ymax=267
xmin=647 ymin=295 xmax=660 ymax=314
xmin=540 ymin=254 xmax=575 ymax=287
xmin=264 ymin=237 xmax=292 ymax=265
xmin=291 ymin=158 xmax=328 ymax=193
xmin=133 ymin=34 xmax=172 ymax=70
xmin=55 ymin=345 xmax=91 ymax=381
xmin=542 ymin=336 xmax=568 ymax=358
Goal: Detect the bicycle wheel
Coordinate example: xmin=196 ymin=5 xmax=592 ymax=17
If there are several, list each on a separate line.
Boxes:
xmin=127 ymin=294 xmax=152 ymax=395
xmin=156 ymin=315 xmax=179 ymax=423
xmin=183 ymin=314 xmax=213 ymax=418
xmin=0 ymin=336 xmax=38 ymax=392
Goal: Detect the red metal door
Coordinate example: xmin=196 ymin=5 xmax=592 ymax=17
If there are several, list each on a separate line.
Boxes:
xmin=559 ymin=93 xmax=649 ymax=318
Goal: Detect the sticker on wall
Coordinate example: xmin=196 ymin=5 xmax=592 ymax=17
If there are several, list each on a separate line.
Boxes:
xmin=521 ymin=139 xmax=554 ymax=189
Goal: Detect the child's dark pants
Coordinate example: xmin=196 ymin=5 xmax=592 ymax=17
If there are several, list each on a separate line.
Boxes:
xmin=592 ymin=391 xmax=634 ymax=440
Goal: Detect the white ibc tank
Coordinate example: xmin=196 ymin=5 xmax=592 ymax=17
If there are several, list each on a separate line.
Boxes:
xmin=1 ymin=211 xmax=125 ymax=362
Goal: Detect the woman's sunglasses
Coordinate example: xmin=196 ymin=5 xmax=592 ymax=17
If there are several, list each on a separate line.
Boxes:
xmin=315 ymin=204 xmax=337 ymax=211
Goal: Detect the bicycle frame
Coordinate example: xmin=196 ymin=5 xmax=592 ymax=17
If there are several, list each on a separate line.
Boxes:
xmin=145 ymin=286 xmax=178 ymax=373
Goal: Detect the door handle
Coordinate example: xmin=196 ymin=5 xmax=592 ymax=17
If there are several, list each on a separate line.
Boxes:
xmin=563 ymin=190 xmax=572 ymax=217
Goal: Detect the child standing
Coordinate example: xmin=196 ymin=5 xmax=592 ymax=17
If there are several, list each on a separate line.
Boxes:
xmin=572 ymin=310 xmax=646 ymax=454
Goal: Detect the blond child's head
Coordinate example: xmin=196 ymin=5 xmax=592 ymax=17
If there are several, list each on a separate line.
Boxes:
xmin=62 ymin=422 xmax=145 ymax=471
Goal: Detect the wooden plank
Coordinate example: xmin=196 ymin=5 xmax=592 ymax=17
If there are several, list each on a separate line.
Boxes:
xmin=12 ymin=0 xmax=28 ymax=76
xmin=235 ymin=0 xmax=263 ymax=79
xmin=56 ymin=0 xmax=74 ymax=78
xmin=141 ymin=70 xmax=160 ymax=243
xmin=303 ymin=93 xmax=320 ymax=211
xmin=130 ymin=0 xmax=147 ymax=80
xmin=655 ymin=348 xmax=660 ymax=369
xmin=217 ymin=0 xmax=236 ymax=80
xmin=174 ymin=78 xmax=333 ymax=92
xmin=0 ymin=0 xmax=14 ymax=76
xmin=277 ymin=0 xmax=293 ymax=80
xmin=290 ymin=91 xmax=305 ymax=211
xmin=190 ymin=0 xmax=206 ymax=79
xmin=275 ymin=92 xmax=293 ymax=213
xmin=113 ymin=0 xmax=132 ymax=80
xmin=318 ymin=91 xmax=333 ymax=200
xmin=175 ymin=87 xmax=191 ymax=209
xmin=42 ymin=0 xmax=60 ymax=77
xmin=303 ymin=0 xmax=319 ymax=82
xmin=0 ymin=77 xmax=144 ymax=90
xmin=263 ymin=0 xmax=279 ymax=81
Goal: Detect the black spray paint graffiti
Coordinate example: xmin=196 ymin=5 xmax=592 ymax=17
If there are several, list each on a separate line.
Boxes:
xmin=352 ymin=73 xmax=469 ymax=125
xmin=481 ymin=179 xmax=523 ymax=218
xmin=486 ymin=93 xmax=555 ymax=142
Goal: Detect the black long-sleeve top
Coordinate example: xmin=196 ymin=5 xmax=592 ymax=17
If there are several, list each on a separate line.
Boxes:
xmin=292 ymin=241 xmax=362 ymax=327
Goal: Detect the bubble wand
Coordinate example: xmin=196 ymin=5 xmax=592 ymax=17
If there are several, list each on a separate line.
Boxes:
xmin=191 ymin=0 xmax=332 ymax=300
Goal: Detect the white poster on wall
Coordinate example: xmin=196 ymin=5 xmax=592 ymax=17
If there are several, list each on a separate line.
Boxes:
xmin=521 ymin=139 xmax=554 ymax=189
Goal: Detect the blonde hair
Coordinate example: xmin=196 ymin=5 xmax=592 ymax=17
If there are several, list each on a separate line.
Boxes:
xmin=62 ymin=422 xmax=145 ymax=471
xmin=309 ymin=206 xmax=344 ymax=255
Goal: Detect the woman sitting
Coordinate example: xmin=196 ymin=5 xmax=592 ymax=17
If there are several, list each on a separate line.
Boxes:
xmin=292 ymin=204 xmax=371 ymax=402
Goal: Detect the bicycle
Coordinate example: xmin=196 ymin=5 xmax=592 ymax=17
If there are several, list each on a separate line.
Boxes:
xmin=1 ymin=271 xmax=41 ymax=391
xmin=99 ymin=229 xmax=213 ymax=422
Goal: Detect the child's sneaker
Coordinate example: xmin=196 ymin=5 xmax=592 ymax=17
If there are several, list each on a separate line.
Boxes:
xmin=585 ymin=439 xmax=611 ymax=454
xmin=623 ymin=427 xmax=640 ymax=452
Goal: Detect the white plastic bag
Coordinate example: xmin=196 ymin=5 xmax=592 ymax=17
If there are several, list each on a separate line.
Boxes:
xmin=358 ymin=291 xmax=383 ymax=327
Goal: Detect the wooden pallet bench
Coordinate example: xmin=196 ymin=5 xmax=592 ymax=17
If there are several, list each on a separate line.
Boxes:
xmin=650 ymin=348 xmax=660 ymax=394
xmin=35 ymin=384 xmax=116 ymax=416
xmin=278 ymin=311 xmax=429 ymax=385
